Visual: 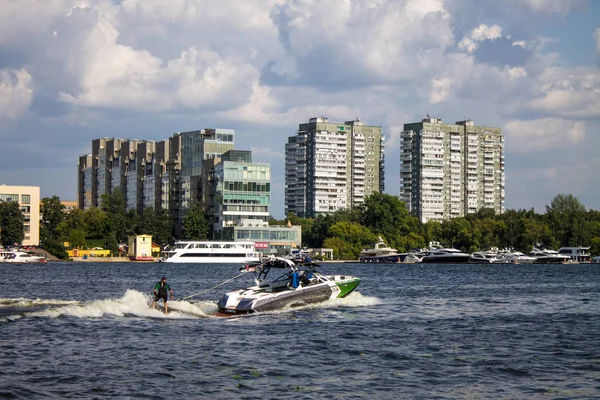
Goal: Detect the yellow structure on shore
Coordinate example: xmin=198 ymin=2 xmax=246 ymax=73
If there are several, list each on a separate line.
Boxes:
xmin=66 ymin=248 xmax=111 ymax=258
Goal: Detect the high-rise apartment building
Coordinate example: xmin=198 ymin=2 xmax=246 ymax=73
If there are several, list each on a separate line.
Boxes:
xmin=77 ymin=129 xmax=272 ymax=239
xmin=400 ymin=117 xmax=504 ymax=223
xmin=285 ymin=117 xmax=384 ymax=218
xmin=0 ymin=185 xmax=40 ymax=246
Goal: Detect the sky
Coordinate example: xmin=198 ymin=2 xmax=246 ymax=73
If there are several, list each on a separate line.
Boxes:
xmin=0 ymin=0 xmax=599 ymax=219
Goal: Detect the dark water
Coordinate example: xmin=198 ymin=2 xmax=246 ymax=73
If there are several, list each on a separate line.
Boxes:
xmin=1 ymin=262 xmax=599 ymax=399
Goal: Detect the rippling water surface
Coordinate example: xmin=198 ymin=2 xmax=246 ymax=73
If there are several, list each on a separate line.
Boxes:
xmin=1 ymin=262 xmax=599 ymax=399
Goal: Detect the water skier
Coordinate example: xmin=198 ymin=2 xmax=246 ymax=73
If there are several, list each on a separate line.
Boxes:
xmin=152 ymin=277 xmax=173 ymax=314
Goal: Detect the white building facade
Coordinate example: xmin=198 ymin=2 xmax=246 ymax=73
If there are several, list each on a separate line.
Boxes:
xmin=400 ymin=117 xmax=504 ymax=223
xmin=0 ymin=185 xmax=40 ymax=246
xmin=285 ymin=117 xmax=384 ymax=218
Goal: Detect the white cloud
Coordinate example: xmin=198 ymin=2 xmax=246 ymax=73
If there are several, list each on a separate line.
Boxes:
xmin=0 ymin=68 xmax=33 ymax=119
xmin=458 ymin=24 xmax=503 ymax=53
xmin=270 ymin=0 xmax=454 ymax=82
xmin=524 ymin=67 xmax=600 ymax=118
xmin=516 ymin=0 xmax=588 ymax=13
xmin=504 ymin=118 xmax=586 ymax=153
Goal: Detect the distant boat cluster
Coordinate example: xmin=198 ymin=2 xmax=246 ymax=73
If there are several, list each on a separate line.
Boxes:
xmin=358 ymin=238 xmax=597 ymax=264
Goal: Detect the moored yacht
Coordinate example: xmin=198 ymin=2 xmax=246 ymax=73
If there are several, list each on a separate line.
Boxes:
xmin=358 ymin=236 xmax=398 ymax=263
xmin=529 ymin=248 xmax=571 ymax=264
xmin=494 ymin=251 xmax=536 ymax=264
xmin=1 ymin=250 xmax=46 ymax=263
xmin=469 ymin=250 xmax=500 ymax=264
xmin=418 ymin=243 xmax=471 ymax=264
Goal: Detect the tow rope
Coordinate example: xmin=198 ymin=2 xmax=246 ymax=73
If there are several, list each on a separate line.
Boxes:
xmin=180 ymin=270 xmax=250 ymax=301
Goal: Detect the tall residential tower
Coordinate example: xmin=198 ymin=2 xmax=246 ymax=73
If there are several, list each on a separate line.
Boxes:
xmin=285 ymin=117 xmax=384 ymax=217
xmin=400 ymin=117 xmax=504 ymax=223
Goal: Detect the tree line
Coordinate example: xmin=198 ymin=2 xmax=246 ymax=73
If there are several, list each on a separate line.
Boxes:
xmin=270 ymin=193 xmax=600 ymax=260
xmin=1 ymin=190 xmax=598 ymax=260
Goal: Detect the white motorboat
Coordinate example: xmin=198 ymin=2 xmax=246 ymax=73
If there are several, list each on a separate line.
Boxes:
xmin=494 ymin=251 xmax=536 ymax=264
xmin=358 ymin=236 xmax=420 ymax=263
xmin=358 ymin=236 xmax=399 ymax=263
xmin=1 ymin=251 xmax=46 ymax=263
xmin=469 ymin=251 xmax=500 ymax=264
xmin=216 ymin=257 xmax=361 ymax=314
xmin=418 ymin=243 xmax=471 ymax=264
xmin=529 ymin=248 xmax=571 ymax=264
xmin=160 ymin=241 xmax=260 ymax=264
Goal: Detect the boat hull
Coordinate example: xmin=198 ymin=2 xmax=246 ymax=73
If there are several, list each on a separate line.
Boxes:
xmin=163 ymin=255 xmax=260 ymax=264
xmin=217 ymin=276 xmax=361 ymax=314
xmin=420 ymin=255 xmax=471 ymax=264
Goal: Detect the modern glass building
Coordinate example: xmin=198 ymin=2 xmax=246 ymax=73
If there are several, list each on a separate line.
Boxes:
xmin=400 ymin=117 xmax=505 ymax=223
xmin=211 ymin=150 xmax=271 ymax=239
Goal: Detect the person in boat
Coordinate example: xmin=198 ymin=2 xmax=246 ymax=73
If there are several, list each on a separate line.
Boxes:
xmin=151 ymin=277 xmax=173 ymax=314
xmin=300 ymin=271 xmax=312 ymax=286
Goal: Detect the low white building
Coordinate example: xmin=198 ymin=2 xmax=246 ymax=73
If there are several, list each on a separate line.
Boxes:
xmin=0 ymin=185 xmax=40 ymax=246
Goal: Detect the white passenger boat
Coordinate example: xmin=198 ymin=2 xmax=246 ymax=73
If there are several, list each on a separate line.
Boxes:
xmin=160 ymin=241 xmax=260 ymax=264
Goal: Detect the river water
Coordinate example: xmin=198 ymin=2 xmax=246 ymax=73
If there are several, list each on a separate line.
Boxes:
xmin=1 ymin=262 xmax=599 ymax=399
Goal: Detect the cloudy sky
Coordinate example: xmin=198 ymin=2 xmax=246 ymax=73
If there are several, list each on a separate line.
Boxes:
xmin=1 ymin=0 xmax=599 ymax=218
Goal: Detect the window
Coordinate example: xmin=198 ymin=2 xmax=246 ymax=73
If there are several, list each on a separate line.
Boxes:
xmin=21 ymin=194 xmax=31 ymax=204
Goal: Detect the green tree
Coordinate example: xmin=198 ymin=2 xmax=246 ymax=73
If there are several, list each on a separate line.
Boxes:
xmin=136 ymin=207 xmax=156 ymax=236
xmin=68 ymin=228 xmax=87 ymax=249
xmin=40 ymin=196 xmax=65 ymax=240
xmin=83 ymin=207 xmax=108 ymax=239
xmin=43 ymin=238 xmax=68 ymax=259
xmin=545 ymin=194 xmax=587 ymax=246
xmin=0 ymin=201 xmax=24 ymax=247
xmin=56 ymin=208 xmax=87 ymax=242
xmin=153 ymin=209 xmax=174 ymax=246
xmin=182 ymin=202 xmax=209 ymax=240
xmin=326 ymin=221 xmax=377 ymax=259
xmin=101 ymin=189 xmax=131 ymax=243
xmin=360 ymin=193 xmax=416 ymax=249
xmin=440 ymin=218 xmax=474 ymax=252
xmin=521 ymin=217 xmax=556 ymax=250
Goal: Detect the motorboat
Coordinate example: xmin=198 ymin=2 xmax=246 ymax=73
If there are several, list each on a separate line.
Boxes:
xmin=420 ymin=248 xmax=471 ymax=263
xmin=160 ymin=241 xmax=260 ymax=263
xmin=357 ymin=236 xmax=420 ymax=263
xmin=529 ymin=248 xmax=572 ymax=264
xmin=557 ymin=247 xmax=591 ymax=263
xmin=417 ymin=242 xmax=471 ymax=264
xmin=216 ymin=257 xmax=361 ymax=314
xmin=1 ymin=251 xmax=46 ymax=263
xmin=358 ymin=236 xmax=399 ymax=263
xmin=592 ymin=256 xmax=600 ymax=264
xmin=494 ymin=251 xmax=536 ymax=264
xmin=469 ymin=250 xmax=500 ymax=264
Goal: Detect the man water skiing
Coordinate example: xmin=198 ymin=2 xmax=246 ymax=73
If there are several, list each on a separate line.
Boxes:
xmin=152 ymin=277 xmax=173 ymax=314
